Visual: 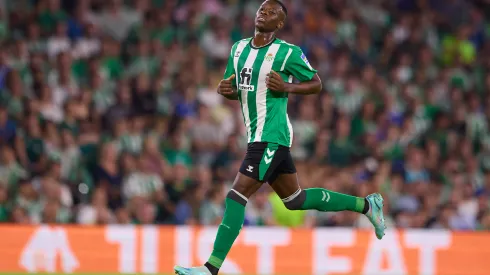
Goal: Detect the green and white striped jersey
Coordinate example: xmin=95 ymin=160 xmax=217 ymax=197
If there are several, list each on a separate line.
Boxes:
xmin=225 ymin=38 xmax=317 ymax=147
xmin=123 ymin=172 xmax=163 ymax=199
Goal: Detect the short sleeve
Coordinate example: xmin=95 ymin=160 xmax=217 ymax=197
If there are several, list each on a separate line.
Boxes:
xmin=223 ymin=43 xmax=237 ymax=87
xmin=285 ymin=47 xmax=317 ymax=82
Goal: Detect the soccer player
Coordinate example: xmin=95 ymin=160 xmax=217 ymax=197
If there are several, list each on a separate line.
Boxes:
xmin=174 ymin=1 xmax=386 ymax=275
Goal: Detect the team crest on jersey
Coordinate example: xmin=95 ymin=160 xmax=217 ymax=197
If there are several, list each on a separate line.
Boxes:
xmin=301 ymin=53 xmax=310 ymax=64
xmin=235 ymin=51 xmax=241 ymax=57
xmin=265 ymin=53 xmax=275 ymax=62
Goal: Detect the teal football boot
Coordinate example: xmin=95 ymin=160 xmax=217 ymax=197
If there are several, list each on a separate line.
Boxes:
xmin=365 ymin=193 xmax=386 ymax=240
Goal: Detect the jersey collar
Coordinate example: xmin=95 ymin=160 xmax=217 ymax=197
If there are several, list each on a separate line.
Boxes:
xmin=250 ymin=37 xmax=277 ymax=49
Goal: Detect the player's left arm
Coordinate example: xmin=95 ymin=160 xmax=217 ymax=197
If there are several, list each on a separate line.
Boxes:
xmin=266 ymin=47 xmax=322 ymax=95
xmin=267 ymin=71 xmax=321 ymax=95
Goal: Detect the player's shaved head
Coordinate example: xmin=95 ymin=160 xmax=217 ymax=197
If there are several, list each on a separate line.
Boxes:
xmin=266 ymin=0 xmax=287 ymax=21
xmin=271 ymin=0 xmax=288 ymax=17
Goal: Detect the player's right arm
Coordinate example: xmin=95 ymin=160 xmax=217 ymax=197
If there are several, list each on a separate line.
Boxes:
xmin=217 ymin=74 xmax=238 ymax=100
xmin=218 ymin=44 xmax=239 ymax=100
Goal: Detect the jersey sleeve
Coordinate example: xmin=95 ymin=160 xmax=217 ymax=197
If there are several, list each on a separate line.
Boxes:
xmin=223 ymin=43 xmax=238 ymax=87
xmin=285 ymin=46 xmax=317 ymax=82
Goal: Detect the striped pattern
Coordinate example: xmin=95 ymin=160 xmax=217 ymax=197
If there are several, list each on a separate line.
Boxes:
xmin=119 ymin=134 xmax=144 ymax=154
xmin=467 ymin=113 xmax=488 ymax=140
xmin=0 ymin=163 xmax=28 ymax=187
xmin=226 ymin=38 xmax=317 ymax=147
xmin=233 ymin=40 xmax=250 ymax=88
xmin=280 ymin=48 xmax=292 ymax=71
xmin=123 ymin=173 xmax=163 ymax=199
xmin=239 ymin=48 xmax=258 ymax=142
xmin=92 ymin=83 xmax=116 ymax=113
xmin=254 ymin=44 xmax=281 ymax=142
xmin=335 ymin=90 xmax=365 ymax=115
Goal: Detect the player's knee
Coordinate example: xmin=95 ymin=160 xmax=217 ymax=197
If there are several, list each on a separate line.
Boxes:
xmin=283 ymin=189 xmax=306 ymax=210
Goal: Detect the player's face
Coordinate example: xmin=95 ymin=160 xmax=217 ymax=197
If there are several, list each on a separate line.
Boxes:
xmin=255 ymin=1 xmax=284 ymax=32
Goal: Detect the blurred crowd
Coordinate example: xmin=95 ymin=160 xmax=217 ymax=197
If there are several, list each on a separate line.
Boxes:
xmin=0 ymin=0 xmax=489 ymax=230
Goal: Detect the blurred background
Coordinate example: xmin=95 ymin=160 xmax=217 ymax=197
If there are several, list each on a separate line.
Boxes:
xmin=0 ymin=0 xmax=488 ymax=231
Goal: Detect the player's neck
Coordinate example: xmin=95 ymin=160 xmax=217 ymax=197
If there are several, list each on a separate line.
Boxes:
xmin=252 ymin=31 xmax=276 ymax=48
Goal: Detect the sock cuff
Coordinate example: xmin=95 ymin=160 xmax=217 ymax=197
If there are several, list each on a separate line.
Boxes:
xmin=357 ymin=197 xmax=367 ymax=213
xmin=227 ymin=189 xmax=248 ymax=206
xmin=362 ymin=198 xmax=370 ymax=214
xmin=283 ymin=189 xmax=306 ymax=210
xmin=281 ymin=188 xmax=302 ymax=202
xmin=207 ymin=256 xmax=224 ymax=269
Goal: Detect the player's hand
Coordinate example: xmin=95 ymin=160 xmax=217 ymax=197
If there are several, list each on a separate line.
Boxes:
xmin=266 ymin=70 xmax=285 ymax=91
xmin=217 ymin=74 xmax=236 ymax=96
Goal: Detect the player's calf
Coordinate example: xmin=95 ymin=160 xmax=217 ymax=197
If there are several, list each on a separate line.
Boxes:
xmin=282 ymin=188 xmax=369 ymax=214
xmin=205 ymin=189 xmax=248 ymax=275
xmin=280 ymin=188 xmax=386 ymax=240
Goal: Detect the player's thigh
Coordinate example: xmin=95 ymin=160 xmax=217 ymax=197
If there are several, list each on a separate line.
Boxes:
xmin=269 ymin=151 xmax=299 ymax=199
xmin=239 ymin=142 xmax=283 ymax=184
xmin=236 ymin=142 xmax=272 ymax=197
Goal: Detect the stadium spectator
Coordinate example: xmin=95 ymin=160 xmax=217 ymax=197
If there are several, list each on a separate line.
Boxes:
xmin=0 ymin=0 xmax=487 ymax=231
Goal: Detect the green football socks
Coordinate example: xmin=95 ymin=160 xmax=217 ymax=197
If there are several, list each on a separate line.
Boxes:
xmin=205 ymin=188 xmax=367 ymax=275
xmin=206 ymin=191 xmax=246 ymax=274
xmin=300 ymin=188 xmax=367 ymax=213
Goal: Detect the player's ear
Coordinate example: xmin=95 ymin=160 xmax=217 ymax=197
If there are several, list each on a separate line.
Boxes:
xmin=277 ymin=20 xmax=284 ymax=30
